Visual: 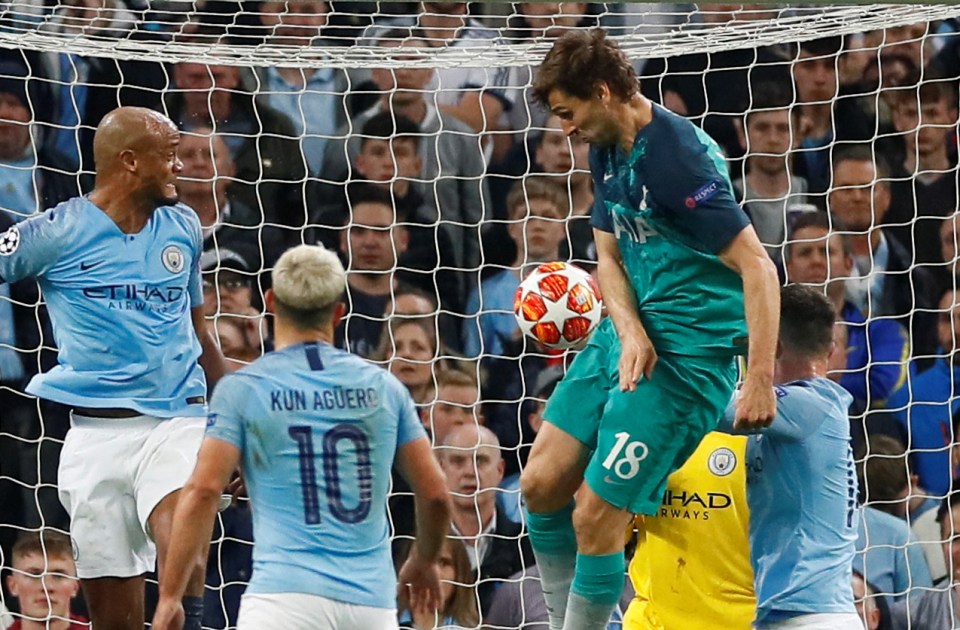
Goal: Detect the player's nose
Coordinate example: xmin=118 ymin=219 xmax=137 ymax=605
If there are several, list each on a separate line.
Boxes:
xmin=561 ymin=120 xmax=578 ymax=137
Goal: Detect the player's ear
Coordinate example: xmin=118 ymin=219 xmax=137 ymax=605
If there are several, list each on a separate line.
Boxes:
xmin=596 ymin=81 xmax=609 ymax=104
xmin=5 ymin=572 xmax=17 ymax=597
xmin=264 ymin=288 xmax=275 ymax=314
xmin=331 ymin=301 xmax=347 ymax=329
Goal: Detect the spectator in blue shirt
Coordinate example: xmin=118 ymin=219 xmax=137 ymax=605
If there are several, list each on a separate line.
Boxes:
xmin=887 ymin=287 xmax=960 ymax=498
xmin=785 ymin=212 xmax=908 ymax=418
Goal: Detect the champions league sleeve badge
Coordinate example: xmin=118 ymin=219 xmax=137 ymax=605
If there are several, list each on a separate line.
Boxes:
xmin=0 ymin=226 xmax=20 ymax=256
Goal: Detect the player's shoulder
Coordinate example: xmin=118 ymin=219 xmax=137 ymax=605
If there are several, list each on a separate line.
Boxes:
xmin=778 ymin=377 xmax=853 ymax=412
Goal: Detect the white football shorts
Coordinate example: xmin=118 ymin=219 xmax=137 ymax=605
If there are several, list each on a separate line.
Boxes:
xmin=757 ymin=612 xmax=864 ymax=630
xmin=58 ymin=412 xmax=205 ymax=579
xmin=238 ymin=593 xmax=399 ymax=630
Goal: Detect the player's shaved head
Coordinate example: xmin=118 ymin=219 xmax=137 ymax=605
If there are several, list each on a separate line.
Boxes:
xmin=93 ymin=106 xmax=177 ymax=171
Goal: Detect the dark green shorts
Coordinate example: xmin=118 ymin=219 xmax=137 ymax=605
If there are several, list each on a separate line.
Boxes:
xmin=544 ymin=318 xmax=738 ymax=515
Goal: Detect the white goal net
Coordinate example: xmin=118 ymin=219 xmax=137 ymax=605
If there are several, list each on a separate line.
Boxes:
xmin=1 ymin=1 xmax=960 ymax=628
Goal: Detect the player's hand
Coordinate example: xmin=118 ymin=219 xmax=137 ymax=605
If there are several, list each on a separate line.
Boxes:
xmin=225 ymin=471 xmax=246 ymax=504
xmin=618 ymin=325 xmax=657 ymax=392
xmin=398 ymin=548 xmax=442 ymax=614
xmin=734 ymin=378 xmax=777 ymax=430
xmin=151 ymin=598 xmax=185 ymax=630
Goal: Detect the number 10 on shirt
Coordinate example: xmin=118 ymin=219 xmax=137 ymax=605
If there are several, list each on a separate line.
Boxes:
xmin=288 ymin=424 xmax=373 ymax=525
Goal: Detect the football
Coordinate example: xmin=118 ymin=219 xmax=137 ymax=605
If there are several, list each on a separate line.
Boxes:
xmin=514 ymin=262 xmax=603 ymax=350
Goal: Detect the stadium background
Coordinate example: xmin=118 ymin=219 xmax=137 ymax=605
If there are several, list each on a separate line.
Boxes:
xmin=1 ymin=1 xmax=960 ymax=627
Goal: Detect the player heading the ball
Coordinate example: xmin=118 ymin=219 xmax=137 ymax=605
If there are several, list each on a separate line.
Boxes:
xmin=152 ymin=245 xmax=452 ymax=630
xmin=519 ymin=29 xmax=781 ymax=630
xmin=0 ymin=106 xmax=227 ymax=630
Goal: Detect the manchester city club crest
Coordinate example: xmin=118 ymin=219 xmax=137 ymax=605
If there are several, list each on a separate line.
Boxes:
xmin=0 ymin=225 xmax=20 ymax=256
xmin=161 ymin=245 xmax=184 ymax=273
xmin=708 ymin=447 xmax=737 ymax=476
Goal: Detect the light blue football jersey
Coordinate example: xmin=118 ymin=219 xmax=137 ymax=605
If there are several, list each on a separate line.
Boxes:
xmin=719 ymin=377 xmax=859 ymax=625
xmin=206 ymin=341 xmax=427 ymax=609
xmin=0 ymin=197 xmax=206 ymax=417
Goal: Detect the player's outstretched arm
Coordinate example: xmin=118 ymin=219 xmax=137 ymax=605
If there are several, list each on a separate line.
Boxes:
xmin=594 ymin=229 xmax=657 ymax=392
xmin=153 ymin=436 xmax=240 ymax=630
xmin=395 ymin=436 xmax=452 ymax=613
xmin=718 ymin=226 xmax=780 ymax=430
xmin=192 ymin=307 xmax=227 ymax=391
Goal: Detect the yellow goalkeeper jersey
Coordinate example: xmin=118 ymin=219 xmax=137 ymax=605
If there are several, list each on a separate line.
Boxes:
xmin=624 ymin=432 xmax=755 ymax=630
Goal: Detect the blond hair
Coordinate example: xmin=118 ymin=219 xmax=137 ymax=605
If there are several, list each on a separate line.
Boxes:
xmin=272 ymin=245 xmax=345 ymax=329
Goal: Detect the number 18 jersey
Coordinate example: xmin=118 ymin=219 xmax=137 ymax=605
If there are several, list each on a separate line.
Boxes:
xmin=206 ymin=341 xmax=426 ymax=609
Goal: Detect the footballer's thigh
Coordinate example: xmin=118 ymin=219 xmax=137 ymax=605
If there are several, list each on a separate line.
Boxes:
xmin=521 ymin=322 xmax=617 ymax=513
xmin=238 ymin=593 xmax=399 ymax=630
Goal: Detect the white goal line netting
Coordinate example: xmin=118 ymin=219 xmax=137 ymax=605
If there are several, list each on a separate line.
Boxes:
xmin=1 ymin=1 xmax=960 ymax=629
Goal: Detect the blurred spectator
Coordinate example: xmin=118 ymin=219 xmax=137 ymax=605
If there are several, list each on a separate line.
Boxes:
xmin=496 ymin=364 xmax=564 ymax=525
xmin=38 ymin=0 xmax=137 ymax=173
xmin=784 ymin=212 xmax=908 ymax=418
xmin=422 ymin=368 xmax=484 ymax=447
xmin=484 ymin=562 xmax=634 ymax=630
xmin=885 ymin=79 xmax=959 ymax=266
xmin=852 ymin=569 xmax=889 ymax=630
xmin=732 ymin=81 xmax=810 ymax=260
xmin=215 ymin=315 xmax=261 ymax=371
xmin=5 ymin=530 xmax=88 ymax=630
xmin=200 ymin=248 xmax=259 ymax=317
xmin=791 ymin=37 xmax=873 ymax=194
xmin=377 ymin=317 xmax=441 ymax=406
xmin=252 ymin=1 xmax=347 ymax=176
xmin=828 ymin=145 xmax=937 ymax=320
xmin=166 ymin=61 xmax=305 ymax=233
xmin=436 ymin=424 xmax=533 ymax=614
xmin=638 ymin=8 xmax=790 ymax=161
xmin=178 ymin=128 xmax=284 ymax=269
xmin=309 ymin=113 xmax=460 ymax=322
xmin=321 ymin=30 xmax=488 ymax=289
xmin=0 ymin=59 xmax=77 ymax=222
xmin=858 ymin=435 xmax=945 ymax=583
xmin=503 ymin=3 xmax=594 ymax=133
xmin=886 ymin=288 xmax=960 ymax=499
xmin=336 ymin=185 xmax=409 ymax=358
xmin=464 ymin=178 xmax=568 ymax=359
xmin=854 ymin=503 xmax=933 ymax=603
xmin=362 ymin=2 xmax=517 ymax=146
xmin=397 ymin=537 xmax=480 ymax=630
xmin=888 ymin=486 xmax=960 ymax=627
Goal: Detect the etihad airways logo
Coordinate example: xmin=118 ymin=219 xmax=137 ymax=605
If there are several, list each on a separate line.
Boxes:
xmin=659 ymin=489 xmax=733 ymax=521
xmin=82 ymin=284 xmax=186 ymax=312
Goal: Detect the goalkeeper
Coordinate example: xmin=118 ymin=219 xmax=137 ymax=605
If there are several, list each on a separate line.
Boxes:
xmin=520 ymin=29 xmax=780 ymax=630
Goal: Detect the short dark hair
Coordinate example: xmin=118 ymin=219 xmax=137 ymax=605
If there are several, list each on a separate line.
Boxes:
xmin=832 ymin=144 xmax=891 ymax=181
xmin=12 ymin=530 xmax=74 ymax=564
xmin=785 ymin=211 xmax=852 ymax=260
xmin=533 ymin=29 xmax=638 ymax=106
xmin=856 ymin=435 xmax=909 ymax=512
xmin=789 ymin=35 xmax=844 ymax=58
xmin=779 ymin=284 xmax=836 ymax=358
xmin=359 ymin=111 xmax=421 ymax=150
xmin=344 ymin=182 xmax=409 ymax=223
xmin=745 ymin=81 xmax=797 ymax=125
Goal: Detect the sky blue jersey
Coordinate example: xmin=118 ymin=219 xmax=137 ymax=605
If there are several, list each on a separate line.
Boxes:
xmin=0 ymin=197 xmax=206 ymax=417
xmin=206 ymin=341 xmax=427 ymax=609
xmin=719 ymin=377 xmax=858 ymax=625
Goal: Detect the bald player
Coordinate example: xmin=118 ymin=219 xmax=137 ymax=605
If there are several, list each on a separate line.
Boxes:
xmin=0 ymin=106 xmax=226 ymax=630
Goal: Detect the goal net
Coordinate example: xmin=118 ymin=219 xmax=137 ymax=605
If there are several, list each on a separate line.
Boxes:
xmin=1 ymin=1 xmax=959 ymax=628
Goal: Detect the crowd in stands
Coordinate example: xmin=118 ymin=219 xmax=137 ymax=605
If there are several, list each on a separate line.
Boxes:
xmin=3 ymin=2 xmax=960 ymax=628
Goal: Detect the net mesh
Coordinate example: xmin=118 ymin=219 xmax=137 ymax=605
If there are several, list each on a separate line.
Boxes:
xmin=1 ymin=1 xmax=960 ymax=628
